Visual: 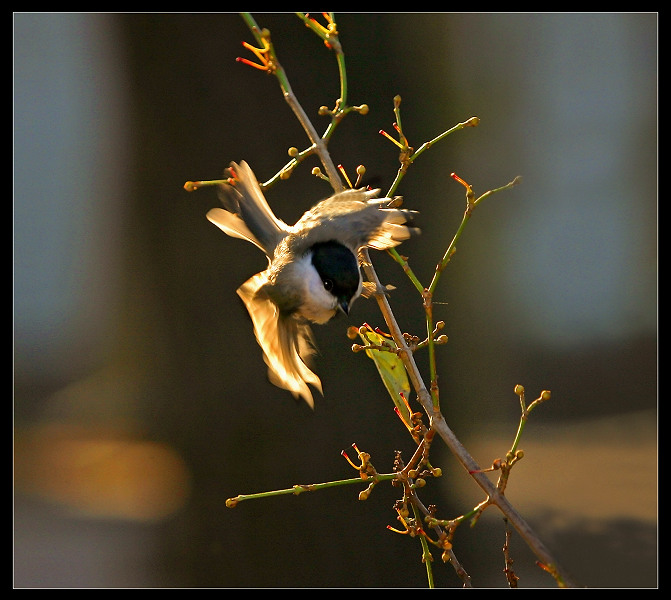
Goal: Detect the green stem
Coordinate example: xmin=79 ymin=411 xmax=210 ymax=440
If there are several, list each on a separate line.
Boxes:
xmin=387 ymin=168 xmax=406 ymax=198
xmin=240 ymin=12 xmax=263 ymax=44
xmin=393 ymin=99 xmax=405 ymax=143
xmin=240 ymin=12 xmax=342 ymax=190
xmin=509 ymin=414 xmax=528 ymax=456
xmin=387 ymin=248 xmax=424 ymax=294
xmin=335 ymin=44 xmax=347 ymax=107
xmin=226 ymin=472 xmax=397 ymax=507
xmin=429 ymin=206 xmax=471 ymax=295
xmin=473 ymin=176 xmax=523 ymax=208
xmin=429 ymin=176 xmax=521 ymax=295
xmin=510 ymin=388 xmax=549 ymax=454
xmin=424 ymin=295 xmax=440 ymax=412
xmin=317 ymin=50 xmax=348 ymax=146
xmin=295 ymin=12 xmax=348 ymax=151
xmin=411 ymin=502 xmax=435 ymax=588
xmin=386 ymin=117 xmax=479 ymax=198
xmin=411 ymin=117 xmax=479 ymax=163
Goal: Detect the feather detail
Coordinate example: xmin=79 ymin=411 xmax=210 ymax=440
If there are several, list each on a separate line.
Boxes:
xmin=207 ymin=207 xmax=268 ymax=255
xmin=216 ymin=161 xmax=288 ymax=257
xmin=237 ymin=272 xmax=322 ymax=408
xmin=289 ymin=190 xmax=417 ymax=255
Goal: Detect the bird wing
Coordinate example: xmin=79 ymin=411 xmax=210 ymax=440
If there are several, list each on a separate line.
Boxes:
xmin=293 ymin=188 xmax=418 ymax=253
xmin=237 ymin=272 xmax=323 ymax=407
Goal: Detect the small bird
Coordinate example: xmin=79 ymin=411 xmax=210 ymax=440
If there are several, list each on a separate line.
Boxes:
xmin=207 ymin=161 xmax=418 ymax=407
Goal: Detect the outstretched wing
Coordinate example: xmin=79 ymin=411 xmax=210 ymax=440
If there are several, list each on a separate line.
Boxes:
xmin=237 ymin=272 xmax=323 ymax=408
xmin=292 ymin=188 xmax=418 ymax=253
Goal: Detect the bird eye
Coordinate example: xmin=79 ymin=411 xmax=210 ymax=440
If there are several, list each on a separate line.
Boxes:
xmin=323 ymin=279 xmax=333 ymax=291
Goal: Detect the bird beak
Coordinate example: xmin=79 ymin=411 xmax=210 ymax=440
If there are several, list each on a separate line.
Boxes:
xmin=338 ymin=299 xmax=350 ymax=315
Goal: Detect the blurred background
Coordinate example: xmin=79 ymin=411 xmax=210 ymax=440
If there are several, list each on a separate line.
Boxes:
xmin=14 ymin=13 xmax=657 ymax=588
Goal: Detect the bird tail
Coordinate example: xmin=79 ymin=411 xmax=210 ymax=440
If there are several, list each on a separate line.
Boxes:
xmin=207 ymin=161 xmax=287 ymax=257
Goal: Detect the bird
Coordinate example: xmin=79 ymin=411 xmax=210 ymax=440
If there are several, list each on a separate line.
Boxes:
xmin=206 ymin=160 xmax=418 ymax=407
